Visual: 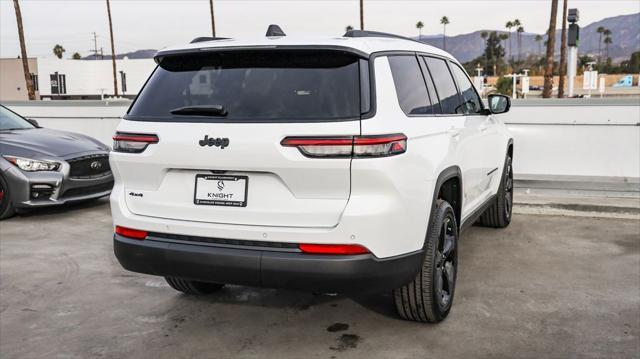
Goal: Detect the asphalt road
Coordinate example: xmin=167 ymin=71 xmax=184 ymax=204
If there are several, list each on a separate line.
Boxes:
xmin=0 ymin=199 xmax=638 ymax=359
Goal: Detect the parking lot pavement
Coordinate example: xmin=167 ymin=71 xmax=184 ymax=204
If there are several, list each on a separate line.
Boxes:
xmin=0 ymin=199 xmax=638 ymax=359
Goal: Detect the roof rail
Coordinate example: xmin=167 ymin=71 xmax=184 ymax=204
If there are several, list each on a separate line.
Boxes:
xmin=190 ymin=37 xmax=230 ymax=44
xmin=266 ymin=24 xmax=286 ymax=37
xmin=343 ymin=30 xmax=424 ymax=44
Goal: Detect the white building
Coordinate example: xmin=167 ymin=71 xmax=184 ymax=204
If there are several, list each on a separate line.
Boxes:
xmin=0 ymin=57 xmax=156 ymax=101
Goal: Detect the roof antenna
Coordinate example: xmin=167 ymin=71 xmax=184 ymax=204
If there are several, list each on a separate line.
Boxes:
xmin=266 ymin=24 xmax=286 ymax=37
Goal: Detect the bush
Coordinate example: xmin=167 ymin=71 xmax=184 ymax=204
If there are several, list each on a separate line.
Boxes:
xmin=495 ymin=76 xmax=512 ymax=96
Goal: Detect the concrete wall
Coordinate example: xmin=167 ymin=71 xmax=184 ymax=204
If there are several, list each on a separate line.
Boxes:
xmin=4 ymin=99 xmax=640 ymax=182
xmin=0 ymin=58 xmax=39 ymax=101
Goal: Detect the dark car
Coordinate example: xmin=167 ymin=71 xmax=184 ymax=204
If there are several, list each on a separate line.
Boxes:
xmin=0 ymin=104 xmax=113 ymax=219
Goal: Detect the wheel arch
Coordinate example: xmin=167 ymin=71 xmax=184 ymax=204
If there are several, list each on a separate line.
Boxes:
xmin=429 ymin=166 xmax=463 ymax=231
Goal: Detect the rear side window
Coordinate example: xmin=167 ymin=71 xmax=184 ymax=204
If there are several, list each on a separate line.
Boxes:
xmin=424 ymin=57 xmax=463 ymax=115
xmin=450 ymin=63 xmax=483 ymax=114
xmin=388 ymin=56 xmax=432 ymax=115
xmin=128 ymin=51 xmax=361 ymax=122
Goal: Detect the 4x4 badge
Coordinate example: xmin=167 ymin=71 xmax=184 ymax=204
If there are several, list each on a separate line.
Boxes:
xmin=199 ymin=135 xmax=230 ymax=149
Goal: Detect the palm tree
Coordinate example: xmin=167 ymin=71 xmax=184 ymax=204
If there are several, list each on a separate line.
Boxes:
xmin=516 ymin=26 xmax=524 ymax=61
xmin=53 ymin=44 xmax=65 ymax=59
xmin=535 ymin=34 xmax=543 ymax=55
xmin=505 ymin=21 xmax=513 ymax=60
xmin=345 ymin=25 xmax=354 ymax=32
xmin=359 ymin=0 xmax=364 ymax=30
xmin=209 ymin=0 xmax=216 ymax=37
xmin=604 ymin=35 xmax=613 ymax=61
xmin=558 ymin=0 xmax=568 ymax=98
xmin=72 ymin=52 xmax=82 ymax=60
xmin=481 ymin=31 xmax=489 ymax=73
xmin=106 ymin=0 xmax=118 ymax=97
xmin=596 ymin=26 xmax=605 ymax=63
xmin=440 ymin=16 xmax=449 ymax=50
xmin=543 ymin=0 xmax=559 ymax=98
xmin=416 ymin=21 xmax=424 ymax=41
xmin=12 ymin=0 xmax=35 ymax=100
xmin=603 ymin=28 xmax=612 ymax=61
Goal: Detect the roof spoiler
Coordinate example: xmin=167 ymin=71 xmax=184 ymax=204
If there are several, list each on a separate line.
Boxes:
xmin=190 ymin=37 xmax=230 ymax=44
xmin=343 ymin=30 xmax=423 ymax=44
xmin=266 ymin=24 xmax=286 ymax=37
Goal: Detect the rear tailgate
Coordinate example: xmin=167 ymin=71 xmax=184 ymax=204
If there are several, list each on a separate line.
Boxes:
xmin=112 ymin=49 xmax=366 ymax=228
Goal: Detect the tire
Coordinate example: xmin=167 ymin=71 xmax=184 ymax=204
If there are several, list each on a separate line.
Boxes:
xmin=0 ymin=175 xmax=16 ymax=220
xmin=478 ymin=151 xmax=513 ymax=228
xmin=393 ymin=200 xmax=458 ymax=323
xmin=164 ymin=277 xmax=224 ymax=295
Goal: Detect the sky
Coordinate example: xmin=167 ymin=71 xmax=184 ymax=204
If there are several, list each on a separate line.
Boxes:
xmin=1 ymin=0 xmax=639 ymax=58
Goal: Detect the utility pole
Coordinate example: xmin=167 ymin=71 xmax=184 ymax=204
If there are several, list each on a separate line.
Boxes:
xmin=359 ymin=0 xmax=364 ymax=30
xmin=106 ymin=0 xmax=118 ymax=97
xmin=13 ymin=0 xmax=35 ymax=100
xmin=557 ymin=0 xmax=568 ymax=98
xmin=209 ymin=0 xmax=216 ymax=37
xmin=91 ymin=32 xmax=98 ymax=60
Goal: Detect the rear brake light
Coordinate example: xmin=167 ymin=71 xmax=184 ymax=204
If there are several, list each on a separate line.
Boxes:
xmin=281 ymin=134 xmax=406 ymax=158
xmin=298 ymin=243 xmax=370 ymax=255
xmin=113 ymin=132 xmax=159 ymax=153
xmin=115 ymin=226 xmax=148 ymax=240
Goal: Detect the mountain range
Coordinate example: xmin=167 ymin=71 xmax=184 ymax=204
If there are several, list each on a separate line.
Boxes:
xmin=84 ymin=13 xmax=639 ymax=63
xmin=417 ymin=13 xmax=639 ymax=63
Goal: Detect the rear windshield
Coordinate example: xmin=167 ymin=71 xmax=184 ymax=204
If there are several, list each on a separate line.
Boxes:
xmin=128 ymin=50 xmax=362 ymax=122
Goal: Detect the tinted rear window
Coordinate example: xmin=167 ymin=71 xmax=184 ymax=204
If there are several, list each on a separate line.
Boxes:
xmin=388 ymin=55 xmax=432 ymax=115
xmin=424 ymin=57 xmax=463 ymax=115
xmin=128 ymin=51 xmax=361 ymax=122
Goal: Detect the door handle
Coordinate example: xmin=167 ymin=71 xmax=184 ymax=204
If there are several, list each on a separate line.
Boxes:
xmin=447 ymin=128 xmax=460 ymax=138
xmin=479 ymin=124 xmax=489 ymax=132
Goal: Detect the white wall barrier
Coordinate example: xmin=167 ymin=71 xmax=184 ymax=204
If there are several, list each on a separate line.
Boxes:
xmin=5 ymin=99 xmax=640 ymax=183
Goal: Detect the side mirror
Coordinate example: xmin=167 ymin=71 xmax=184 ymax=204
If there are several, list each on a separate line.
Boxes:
xmin=26 ymin=118 xmax=40 ymax=128
xmin=488 ymin=94 xmax=511 ymax=114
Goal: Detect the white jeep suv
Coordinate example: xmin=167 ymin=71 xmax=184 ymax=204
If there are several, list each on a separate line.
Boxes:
xmin=111 ymin=28 xmax=513 ymax=323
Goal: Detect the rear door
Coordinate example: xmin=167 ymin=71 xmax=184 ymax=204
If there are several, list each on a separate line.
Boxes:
xmin=112 ymin=50 xmax=364 ymax=228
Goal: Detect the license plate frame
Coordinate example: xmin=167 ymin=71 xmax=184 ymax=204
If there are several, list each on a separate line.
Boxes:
xmin=193 ymin=174 xmax=248 ymax=207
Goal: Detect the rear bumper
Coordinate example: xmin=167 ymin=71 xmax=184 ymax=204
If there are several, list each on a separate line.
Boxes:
xmin=114 ymin=234 xmax=424 ymax=293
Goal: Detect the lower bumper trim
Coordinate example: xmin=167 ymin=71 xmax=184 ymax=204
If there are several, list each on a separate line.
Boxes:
xmin=114 ymin=234 xmax=424 ymax=293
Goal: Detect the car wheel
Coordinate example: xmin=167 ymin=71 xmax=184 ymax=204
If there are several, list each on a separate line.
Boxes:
xmin=0 ymin=175 xmax=16 ymax=220
xmin=478 ymin=152 xmax=513 ymax=228
xmin=164 ymin=277 xmax=224 ymax=295
xmin=393 ymin=199 xmax=458 ymax=323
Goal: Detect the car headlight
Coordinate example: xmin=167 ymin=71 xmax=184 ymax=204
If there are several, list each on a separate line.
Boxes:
xmin=3 ymin=156 xmax=61 ymax=172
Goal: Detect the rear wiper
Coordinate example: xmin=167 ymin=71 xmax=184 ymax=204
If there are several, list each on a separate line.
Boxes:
xmin=170 ymin=105 xmax=228 ymax=117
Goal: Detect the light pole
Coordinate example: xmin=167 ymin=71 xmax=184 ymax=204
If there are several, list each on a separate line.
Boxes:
xmin=567 ymin=9 xmax=580 ymax=98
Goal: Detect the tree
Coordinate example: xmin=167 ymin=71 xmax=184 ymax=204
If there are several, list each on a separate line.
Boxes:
xmin=72 ymin=52 xmax=82 ymax=60
xmin=542 ymin=0 xmax=559 ymax=98
xmin=596 ymin=26 xmax=605 ymax=63
xmin=483 ymin=31 xmax=506 ymax=76
xmin=558 ymin=0 xmax=568 ymax=98
xmin=359 ymin=0 xmax=364 ymax=30
xmin=604 ymin=35 xmax=613 ymax=61
xmin=505 ymin=21 xmax=513 ymax=60
xmin=512 ymin=18 xmax=521 ymax=60
xmin=416 ymin=21 xmax=424 ymax=41
xmin=516 ymin=26 xmax=524 ymax=61
xmin=440 ymin=16 xmax=449 ymax=50
xmin=106 ymin=0 xmax=118 ymax=97
xmin=53 ymin=44 xmax=65 ymax=59
xmin=209 ymin=0 xmax=216 ymax=37
xmin=481 ymin=31 xmax=489 ymax=72
xmin=535 ymin=34 xmax=543 ymax=55
xmin=345 ymin=25 xmax=354 ymax=32
xmin=13 ymin=0 xmax=35 ymax=100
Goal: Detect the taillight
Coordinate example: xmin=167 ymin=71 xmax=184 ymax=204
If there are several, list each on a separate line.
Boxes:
xmin=113 ymin=132 xmax=159 ymax=153
xmin=115 ymin=226 xmax=148 ymax=240
xmin=281 ymin=134 xmax=407 ymax=158
xmin=299 ymin=243 xmax=370 ymax=255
